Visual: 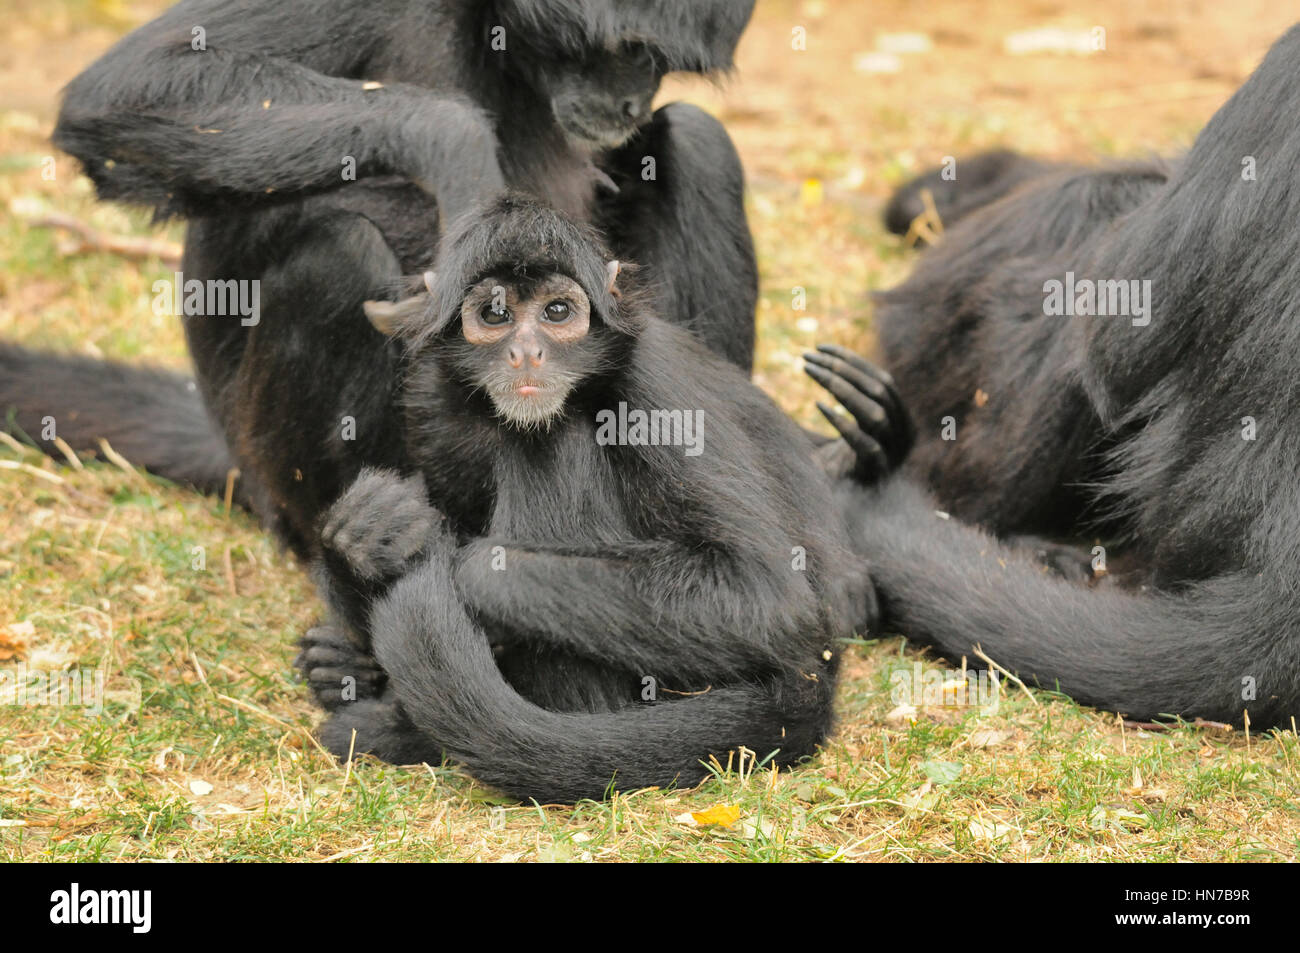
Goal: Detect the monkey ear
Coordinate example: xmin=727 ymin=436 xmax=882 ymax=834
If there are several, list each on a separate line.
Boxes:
xmin=363 ymin=299 xmax=401 ymax=336
xmin=364 ymin=294 xmax=437 ymax=337
xmin=363 ymin=271 xmax=439 ymax=338
xmin=605 ymin=259 xmax=621 ymax=297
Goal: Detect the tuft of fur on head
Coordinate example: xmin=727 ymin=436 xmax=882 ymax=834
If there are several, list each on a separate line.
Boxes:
xmin=489 ymin=0 xmax=756 ymax=75
xmin=398 ymin=193 xmax=644 ymax=348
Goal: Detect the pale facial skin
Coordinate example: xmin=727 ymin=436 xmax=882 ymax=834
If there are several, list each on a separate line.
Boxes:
xmin=459 ymin=274 xmax=592 ymax=429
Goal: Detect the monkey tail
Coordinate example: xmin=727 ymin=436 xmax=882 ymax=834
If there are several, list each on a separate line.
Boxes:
xmin=0 ymin=343 xmax=239 ymax=499
xmin=354 ymin=549 xmax=834 ymax=804
xmin=839 ymin=479 xmax=1299 ymax=728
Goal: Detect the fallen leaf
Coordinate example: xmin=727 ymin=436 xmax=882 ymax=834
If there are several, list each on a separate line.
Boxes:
xmin=188 ymin=779 xmax=214 ymax=796
xmin=920 ymin=760 xmax=963 ymax=785
xmin=902 ymin=780 xmax=938 ymax=814
xmin=885 ymin=703 xmax=918 ymax=725
xmin=1088 ymin=805 xmax=1148 ymax=831
xmin=0 ymin=620 xmax=34 ymax=660
xmin=689 ymin=803 xmax=742 ymax=827
xmin=969 ymin=817 xmax=1015 ymax=841
xmin=967 ymin=728 xmax=1011 ymax=748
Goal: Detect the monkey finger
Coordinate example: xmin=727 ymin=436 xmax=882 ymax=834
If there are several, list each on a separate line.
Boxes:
xmin=816 ymin=344 xmax=916 ymax=453
xmin=296 ymin=644 xmax=352 ymax=671
xmin=808 ymin=346 xmax=915 ymax=460
xmin=309 ymin=664 xmax=385 ymax=685
xmin=804 ymin=349 xmax=894 ymax=405
xmin=805 ymin=363 xmax=893 ymax=449
xmin=815 ymin=343 xmax=898 ymax=390
xmin=815 ymin=402 xmax=889 ymax=481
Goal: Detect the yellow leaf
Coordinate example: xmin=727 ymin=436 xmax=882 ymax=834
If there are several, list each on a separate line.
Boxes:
xmin=690 ymin=804 xmax=742 ymax=827
xmin=800 ymin=178 xmax=824 ymax=208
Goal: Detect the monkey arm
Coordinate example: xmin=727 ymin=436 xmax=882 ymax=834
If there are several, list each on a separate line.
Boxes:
xmin=317 ymin=469 xmax=444 ymax=641
xmin=452 ymin=536 xmax=826 ymax=684
xmin=54 ymin=2 xmax=502 ymax=220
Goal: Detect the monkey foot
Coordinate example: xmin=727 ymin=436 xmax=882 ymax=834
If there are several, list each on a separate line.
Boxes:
xmin=295 ymin=622 xmax=387 ymax=711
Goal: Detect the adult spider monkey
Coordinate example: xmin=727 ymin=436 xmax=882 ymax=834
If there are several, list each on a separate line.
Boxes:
xmin=810 ymin=24 xmax=1300 ymax=728
xmin=297 ymin=195 xmax=911 ymax=804
xmin=3 ymin=0 xmax=759 ymax=558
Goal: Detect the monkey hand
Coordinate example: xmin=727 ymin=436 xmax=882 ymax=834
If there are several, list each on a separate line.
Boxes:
xmin=320 ymin=468 xmax=444 ymax=583
xmin=803 ymin=345 xmax=915 ymax=485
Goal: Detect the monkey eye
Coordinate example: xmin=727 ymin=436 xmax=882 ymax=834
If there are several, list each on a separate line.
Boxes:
xmin=542 ymin=300 xmax=572 ymax=323
xmin=480 ymin=305 xmax=511 ymax=326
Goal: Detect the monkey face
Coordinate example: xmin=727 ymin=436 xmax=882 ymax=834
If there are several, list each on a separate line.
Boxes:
xmin=459 ymin=275 xmax=593 ymax=429
xmin=542 ymin=42 xmax=660 ymax=149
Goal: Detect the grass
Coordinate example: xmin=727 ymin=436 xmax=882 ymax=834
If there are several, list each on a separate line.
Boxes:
xmin=2 ymin=0 xmax=1299 ymax=862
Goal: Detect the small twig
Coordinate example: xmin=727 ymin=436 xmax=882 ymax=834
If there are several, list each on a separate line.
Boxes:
xmin=223 ymin=467 xmax=240 ymax=516
xmin=215 ymin=691 xmax=331 ymax=758
xmin=971 ymin=644 xmax=1039 ymax=707
xmin=52 ymin=437 xmax=83 ymax=470
xmin=190 ymin=649 xmax=209 ymax=687
xmin=317 ymin=841 xmax=375 ymax=863
xmin=903 ymin=187 xmax=945 ymax=247
xmin=97 ymin=438 xmax=144 ymax=483
xmin=0 ymin=432 xmax=35 ymax=456
xmin=1123 ymin=720 xmax=1171 ymax=732
xmin=0 ymin=459 xmax=64 ymax=484
xmin=341 ymin=730 xmax=358 ymax=795
xmin=28 ymin=210 xmax=182 ymax=266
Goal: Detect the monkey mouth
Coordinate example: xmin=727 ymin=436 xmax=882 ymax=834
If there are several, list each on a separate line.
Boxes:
xmin=486 ymin=377 xmax=574 ymax=431
xmin=555 ymin=114 xmax=639 ymax=150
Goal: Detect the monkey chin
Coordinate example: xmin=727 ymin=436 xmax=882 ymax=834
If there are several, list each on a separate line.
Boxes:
xmin=489 ymin=383 xmax=572 ymax=432
xmin=554 ymin=113 xmax=640 ymax=152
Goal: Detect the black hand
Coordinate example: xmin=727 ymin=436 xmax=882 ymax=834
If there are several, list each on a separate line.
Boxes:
xmin=804 ymin=345 xmax=915 ymax=482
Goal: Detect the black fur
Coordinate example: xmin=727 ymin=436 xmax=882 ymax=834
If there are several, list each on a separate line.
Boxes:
xmin=6 ymin=0 xmax=758 ymax=557
xmin=0 ymin=344 xmax=246 ymax=503
xmin=304 ymin=198 xmax=883 ymax=803
xmin=882 ymin=148 xmax=1064 ymax=239
xmin=818 ymin=25 xmax=1300 ymax=727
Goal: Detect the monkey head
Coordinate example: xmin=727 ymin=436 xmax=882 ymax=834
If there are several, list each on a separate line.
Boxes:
xmin=367 ymin=195 xmax=642 ymax=430
xmin=491 ymin=1 xmax=757 ymax=150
